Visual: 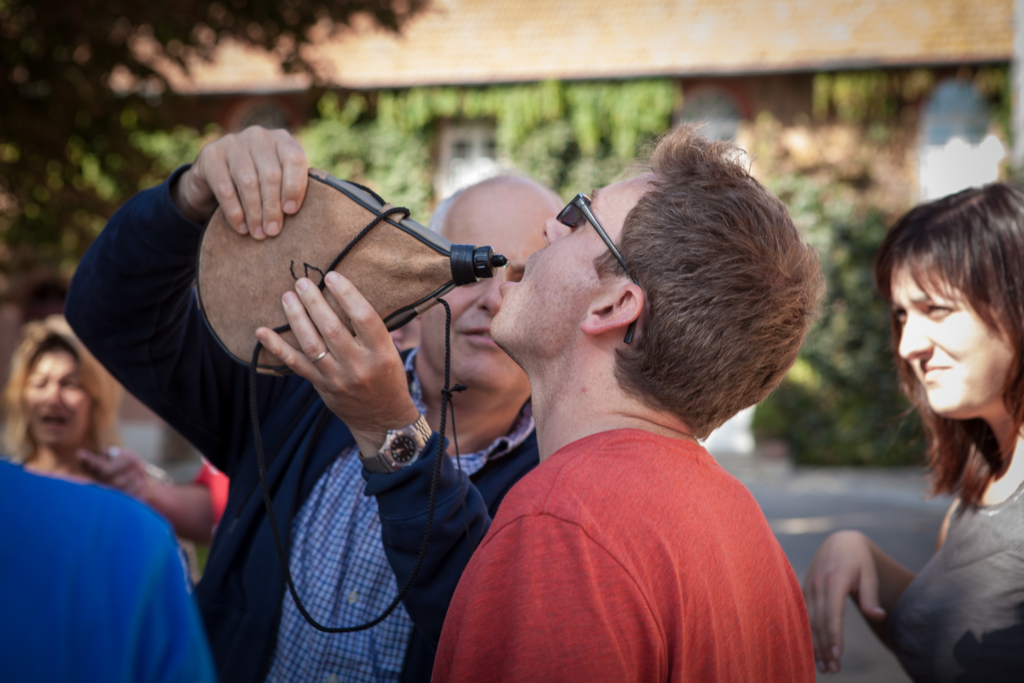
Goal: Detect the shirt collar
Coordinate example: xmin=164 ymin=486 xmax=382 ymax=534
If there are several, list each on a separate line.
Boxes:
xmin=403 ymin=346 xmax=534 ymax=464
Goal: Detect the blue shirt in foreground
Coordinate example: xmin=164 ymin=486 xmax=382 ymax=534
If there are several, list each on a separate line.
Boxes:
xmin=0 ymin=460 xmax=216 ymax=683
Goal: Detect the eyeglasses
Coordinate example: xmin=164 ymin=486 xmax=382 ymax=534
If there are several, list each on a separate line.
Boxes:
xmin=557 ymin=193 xmax=640 ymax=344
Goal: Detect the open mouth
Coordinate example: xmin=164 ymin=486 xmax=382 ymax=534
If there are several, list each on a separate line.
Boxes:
xmin=40 ymin=415 xmax=69 ymax=427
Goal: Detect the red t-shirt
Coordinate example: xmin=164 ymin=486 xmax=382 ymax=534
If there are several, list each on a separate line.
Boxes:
xmin=434 ymin=429 xmax=813 ymax=683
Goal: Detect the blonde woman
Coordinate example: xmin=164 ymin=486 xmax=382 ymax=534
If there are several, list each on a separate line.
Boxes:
xmin=2 ymin=315 xmax=219 ymax=544
xmin=2 ymin=315 xmax=120 ymax=478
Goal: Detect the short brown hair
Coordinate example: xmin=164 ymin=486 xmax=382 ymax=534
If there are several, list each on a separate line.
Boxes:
xmin=875 ymin=183 xmax=1024 ymax=507
xmin=605 ymin=126 xmax=823 ymax=438
xmin=2 ymin=315 xmax=122 ymax=461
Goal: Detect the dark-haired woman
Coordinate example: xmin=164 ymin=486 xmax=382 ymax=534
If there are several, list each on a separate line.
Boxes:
xmin=803 ymin=183 xmax=1024 ymax=682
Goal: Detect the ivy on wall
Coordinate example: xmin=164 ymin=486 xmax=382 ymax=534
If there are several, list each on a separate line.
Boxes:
xmin=300 ymin=79 xmax=680 ymax=219
xmin=812 ymin=66 xmax=1011 ymax=144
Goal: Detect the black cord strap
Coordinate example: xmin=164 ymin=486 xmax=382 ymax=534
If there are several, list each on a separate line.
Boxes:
xmin=265 ymin=206 xmax=415 ymax=347
xmin=323 ymin=206 xmax=410 ymax=276
xmin=441 ymin=376 xmax=472 ymax=552
xmin=248 ymin=295 xmax=459 ymax=633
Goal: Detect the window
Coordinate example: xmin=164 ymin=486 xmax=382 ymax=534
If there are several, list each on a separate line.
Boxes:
xmin=675 ymin=88 xmax=743 ymax=141
xmin=435 ymin=122 xmax=500 ymax=199
xmin=918 ymin=80 xmax=1005 ymax=200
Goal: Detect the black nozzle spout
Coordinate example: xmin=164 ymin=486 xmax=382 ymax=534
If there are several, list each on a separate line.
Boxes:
xmin=450 ymin=244 xmax=507 ymax=286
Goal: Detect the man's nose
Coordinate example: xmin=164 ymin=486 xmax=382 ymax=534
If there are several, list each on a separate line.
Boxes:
xmin=478 ymin=274 xmax=504 ymax=315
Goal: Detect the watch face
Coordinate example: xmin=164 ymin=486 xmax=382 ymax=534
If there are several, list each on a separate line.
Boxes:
xmin=390 ymin=435 xmax=418 ymax=463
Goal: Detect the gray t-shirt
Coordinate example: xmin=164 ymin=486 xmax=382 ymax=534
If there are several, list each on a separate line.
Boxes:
xmin=889 ymin=482 xmax=1024 ymax=682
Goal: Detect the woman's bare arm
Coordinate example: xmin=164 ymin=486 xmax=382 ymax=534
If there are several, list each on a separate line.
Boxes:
xmin=803 ymin=530 xmax=916 ymax=674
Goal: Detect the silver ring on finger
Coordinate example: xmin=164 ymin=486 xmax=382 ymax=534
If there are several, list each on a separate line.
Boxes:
xmin=310 ymin=349 xmax=329 ymax=363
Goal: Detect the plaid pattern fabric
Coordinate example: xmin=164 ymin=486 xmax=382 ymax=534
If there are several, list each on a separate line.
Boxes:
xmin=265 ymin=348 xmax=534 ymax=683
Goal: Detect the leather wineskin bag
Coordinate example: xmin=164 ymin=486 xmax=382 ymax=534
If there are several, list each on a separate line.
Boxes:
xmin=196 ymin=171 xmax=504 ymax=373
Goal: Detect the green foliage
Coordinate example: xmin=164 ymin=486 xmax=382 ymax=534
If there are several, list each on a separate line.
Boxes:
xmin=130 ymin=124 xmax=222 ymax=188
xmin=302 ymin=93 xmax=435 ymax=219
xmin=0 ymin=0 xmax=424 ymax=291
xmin=300 ymin=80 xmax=678 ymax=219
xmin=812 ymin=67 xmax=1011 ymax=143
xmin=813 ymin=70 xmax=911 ymax=123
xmin=753 ymin=171 xmax=924 ymax=466
xmin=974 ymin=66 xmax=1012 ymax=145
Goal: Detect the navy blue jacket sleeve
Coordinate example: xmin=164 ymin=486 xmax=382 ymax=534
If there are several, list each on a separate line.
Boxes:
xmin=65 ymin=167 xmax=289 ymax=474
xmin=364 ymin=439 xmax=489 ymax=649
xmin=364 ymin=431 xmax=538 ymax=652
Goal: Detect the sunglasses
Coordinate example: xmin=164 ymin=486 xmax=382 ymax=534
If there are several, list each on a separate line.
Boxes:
xmin=557 ymin=193 xmax=640 ymax=344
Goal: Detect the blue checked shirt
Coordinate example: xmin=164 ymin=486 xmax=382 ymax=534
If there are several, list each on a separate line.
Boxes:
xmin=265 ymin=348 xmax=534 ymax=683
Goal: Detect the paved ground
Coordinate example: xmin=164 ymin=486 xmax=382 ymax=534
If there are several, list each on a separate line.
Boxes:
xmin=716 ymin=453 xmax=953 ymax=683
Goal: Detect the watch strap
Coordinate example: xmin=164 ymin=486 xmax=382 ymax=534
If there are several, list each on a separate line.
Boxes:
xmin=408 ymin=413 xmax=432 ymax=444
xmin=360 ymin=414 xmax=432 ymax=474
xmin=361 ymin=451 xmax=398 ymax=474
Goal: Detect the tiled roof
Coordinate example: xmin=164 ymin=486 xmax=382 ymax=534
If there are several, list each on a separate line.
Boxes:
xmin=159 ymin=40 xmax=311 ymax=94
xmin=172 ymin=0 xmax=1013 ymax=93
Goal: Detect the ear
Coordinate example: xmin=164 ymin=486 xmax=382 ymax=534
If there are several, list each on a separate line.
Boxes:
xmin=579 ymin=281 xmax=643 ymax=339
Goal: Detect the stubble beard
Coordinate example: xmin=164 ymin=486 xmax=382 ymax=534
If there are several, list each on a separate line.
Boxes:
xmin=490 ymin=312 xmax=527 ymax=374
xmin=491 ymin=297 xmax=541 ymax=384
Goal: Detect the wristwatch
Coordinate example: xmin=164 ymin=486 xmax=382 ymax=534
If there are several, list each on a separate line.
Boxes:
xmin=359 ymin=414 xmax=432 ymax=474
